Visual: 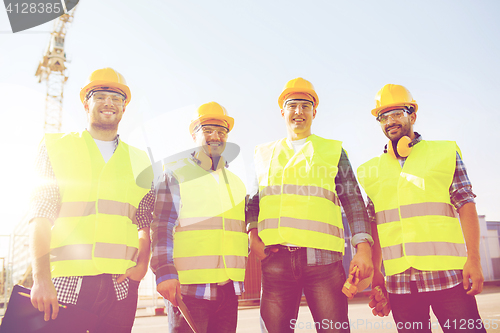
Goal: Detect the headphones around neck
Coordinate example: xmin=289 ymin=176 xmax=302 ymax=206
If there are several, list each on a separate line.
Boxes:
xmin=384 ymin=136 xmax=413 ymax=158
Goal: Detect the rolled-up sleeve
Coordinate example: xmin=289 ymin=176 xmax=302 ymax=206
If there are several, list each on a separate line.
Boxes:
xmin=150 ymin=170 xmax=181 ymax=284
xmin=335 ymin=149 xmax=373 ymax=247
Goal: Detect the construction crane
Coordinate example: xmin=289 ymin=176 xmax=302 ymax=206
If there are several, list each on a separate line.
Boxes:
xmin=35 ymin=3 xmax=78 ymax=133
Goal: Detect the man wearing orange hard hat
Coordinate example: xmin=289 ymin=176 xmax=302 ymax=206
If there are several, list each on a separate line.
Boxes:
xmin=357 ymin=84 xmax=486 ymax=332
xmin=151 ymin=102 xmax=247 ymax=332
xmin=27 ymin=68 xmax=154 ymax=332
xmin=247 ymin=78 xmax=374 ymax=332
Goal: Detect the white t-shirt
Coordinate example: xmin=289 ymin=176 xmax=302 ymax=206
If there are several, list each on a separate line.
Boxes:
xmin=93 ymin=138 xmax=115 ymax=163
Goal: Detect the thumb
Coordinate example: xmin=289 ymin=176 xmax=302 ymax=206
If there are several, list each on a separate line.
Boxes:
xmin=116 ymin=272 xmax=129 ymax=284
xmin=463 ymin=273 xmax=470 ymax=291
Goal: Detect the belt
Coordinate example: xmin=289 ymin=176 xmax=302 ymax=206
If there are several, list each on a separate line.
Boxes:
xmin=275 ymin=244 xmax=302 ymax=252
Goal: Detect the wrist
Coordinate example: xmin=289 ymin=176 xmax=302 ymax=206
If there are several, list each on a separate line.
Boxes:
xmin=248 ymin=228 xmax=259 ymax=238
xmin=467 ymin=253 xmax=481 ymax=261
xmin=356 ymin=242 xmax=371 ymax=252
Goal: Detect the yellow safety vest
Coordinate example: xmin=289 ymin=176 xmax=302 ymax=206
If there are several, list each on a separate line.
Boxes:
xmin=357 ymin=140 xmax=466 ymax=276
xmin=169 ymin=157 xmax=247 ymax=285
xmin=255 ymin=135 xmax=345 ymax=252
xmin=45 ymin=131 xmax=152 ymax=277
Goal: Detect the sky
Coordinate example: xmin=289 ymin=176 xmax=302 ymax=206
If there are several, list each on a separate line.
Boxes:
xmin=0 ymin=0 xmax=499 ymax=246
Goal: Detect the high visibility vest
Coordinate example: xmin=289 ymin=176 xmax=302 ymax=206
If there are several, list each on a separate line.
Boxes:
xmin=45 ymin=131 xmax=152 ymax=277
xmin=357 ymin=140 xmax=466 ymax=276
xmin=255 ymin=135 xmax=345 ymax=252
xmin=170 ymin=158 xmax=247 ymax=285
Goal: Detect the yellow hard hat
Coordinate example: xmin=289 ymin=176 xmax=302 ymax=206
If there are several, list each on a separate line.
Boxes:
xmin=371 ymin=84 xmax=418 ymax=117
xmin=278 ymin=77 xmax=319 ymax=109
xmin=189 ymin=102 xmax=234 ymax=134
xmin=80 ymin=68 xmax=131 ymax=105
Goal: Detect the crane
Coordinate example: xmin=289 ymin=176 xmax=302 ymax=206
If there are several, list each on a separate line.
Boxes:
xmin=35 ymin=2 xmax=78 ymax=133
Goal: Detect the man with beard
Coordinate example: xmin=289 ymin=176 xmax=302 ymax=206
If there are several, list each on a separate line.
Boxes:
xmin=357 ymin=84 xmax=485 ymax=332
xmin=151 ymin=102 xmax=247 ymax=333
xmin=28 ymin=68 xmax=154 ymax=332
xmin=247 ymin=78 xmax=373 ymax=332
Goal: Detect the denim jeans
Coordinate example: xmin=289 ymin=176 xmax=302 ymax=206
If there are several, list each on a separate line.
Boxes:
xmin=260 ymin=247 xmax=350 ymax=333
xmin=76 ymin=274 xmax=140 ymax=333
xmin=389 ymin=282 xmax=486 ymax=333
xmin=166 ymin=282 xmax=238 ymax=333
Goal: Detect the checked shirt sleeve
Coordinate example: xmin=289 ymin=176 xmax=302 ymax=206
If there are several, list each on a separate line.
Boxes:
xmin=449 ymin=152 xmax=476 ymax=210
xmin=150 ymin=170 xmax=181 ymax=284
xmin=335 ymin=149 xmax=373 ymax=247
xmin=135 ymin=186 xmax=155 ymax=230
xmin=245 ymin=173 xmax=260 ymax=232
xmin=27 ymin=140 xmax=60 ymax=224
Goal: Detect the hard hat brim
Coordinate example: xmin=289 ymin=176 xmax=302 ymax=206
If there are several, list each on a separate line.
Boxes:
xmin=278 ymin=88 xmax=319 ymax=109
xmin=80 ymin=80 xmax=131 ymax=105
xmin=371 ymin=102 xmax=418 ymax=117
xmin=189 ymin=114 xmax=235 ymax=134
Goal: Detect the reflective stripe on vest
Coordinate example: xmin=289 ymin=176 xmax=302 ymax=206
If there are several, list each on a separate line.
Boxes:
xmin=375 ymin=202 xmax=457 ymax=224
xmin=357 ymin=140 xmax=466 ymax=275
xmin=260 ymin=184 xmax=341 ymax=206
xmin=176 ymin=217 xmax=245 ymax=233
xmin=174 ymin=255 xmax=246 ymax=271
xmin=51 ymin=243 xmax=138 ymax=261
xmin=258 ymin=217 xmax=343 ymax=238
xmin=255 ymin=135 xmax=345 ymax=252
xmin=59 ymin=200 xmax=138 ymax=224
xmin=381 ymin=242 xmax=467 ymax=260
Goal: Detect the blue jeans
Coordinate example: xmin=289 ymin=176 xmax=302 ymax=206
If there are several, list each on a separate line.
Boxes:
xmin=166 ymin=282 xmax=238 ymax=333
xmin=389 ymin=282 xmax=486 ymax=333
xmin=260 ymin=247 xmax=350 ymax=333
xmin=76 ymin=274 xmax=140 ymax=333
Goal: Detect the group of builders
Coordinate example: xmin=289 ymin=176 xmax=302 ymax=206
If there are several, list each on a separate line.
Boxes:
xmin=24 ymin=68 xmax=486 ymax=333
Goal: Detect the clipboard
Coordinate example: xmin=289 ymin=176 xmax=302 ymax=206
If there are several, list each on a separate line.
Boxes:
xmin=0 ymin=284 xmax=98 ymax=333
xmin=175 ymin=293 xmax=200 ymax=333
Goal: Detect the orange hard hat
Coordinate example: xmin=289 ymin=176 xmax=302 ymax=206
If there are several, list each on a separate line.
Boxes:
xmin=189 ymin=102 xmax=234 ymax=134
xmin=372 ymin=84 xmax=418 ymax=117
xmin=80 ymin=68 xmax=131 ymax=105
xmin=278 ymin=78 xmax=319 ymax=109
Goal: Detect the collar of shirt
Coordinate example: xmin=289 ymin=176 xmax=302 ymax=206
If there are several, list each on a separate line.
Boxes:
xmin=84 ymin=129 xmax=120 ymax=153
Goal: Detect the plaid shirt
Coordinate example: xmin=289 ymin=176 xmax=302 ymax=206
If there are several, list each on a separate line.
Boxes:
xmin=367 ymin=134 xmax=476 ymax=294
xmin=246 ymin=145 xmax=373 ymax=266
xmin=27 ymin=133 xmax=155 ymax=304
xmin=150 ymin=154 xmax=244 ymax=301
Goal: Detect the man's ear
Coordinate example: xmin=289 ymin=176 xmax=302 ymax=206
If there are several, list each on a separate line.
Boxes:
xmin=281 ymin=109 xmax=285 ymax=118
xmin=410 ymin=112 xmax=417 ymax=125
xmin=83 ymin=100 xmax=89 ymax=112
xmin=313 ymin=108 xmax=317 ymax=119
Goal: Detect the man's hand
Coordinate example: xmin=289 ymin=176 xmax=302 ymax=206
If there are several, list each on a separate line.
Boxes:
xmin=349 ymin=242 xmax=373 ymax=280
xmin=463 ymin=256 xmax=484 ymax=295
xmin=157 ymin=279 xmax=181 ymax=306
xmin=29 ymin=218 xmax=58 ymax=321
xmin=457 ymin=203 xmax=484 ymax=296
xmin=369 ymin=286 xmax=391 ymax=317
xmin=117 ymin=262 xmax=148 ymax=284
xmin=368 ymin=270 xmax=390 ymax=317
xmin=249 ymin=229 xmax=276 ymax=260
xmin=31 ymin=278 xmax=59 ymax=321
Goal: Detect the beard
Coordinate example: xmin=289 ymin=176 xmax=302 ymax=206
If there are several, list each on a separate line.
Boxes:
xmin=91 ymin=119 xmax=119 ymax=131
